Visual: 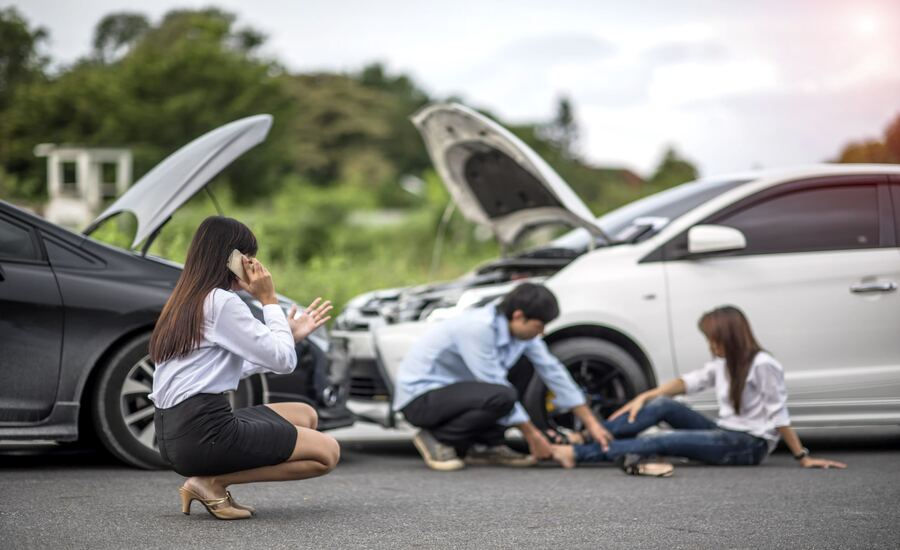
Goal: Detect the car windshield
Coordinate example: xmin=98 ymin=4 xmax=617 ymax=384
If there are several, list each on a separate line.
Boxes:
xmin=549 ymin=177 xmax=751 ymax=250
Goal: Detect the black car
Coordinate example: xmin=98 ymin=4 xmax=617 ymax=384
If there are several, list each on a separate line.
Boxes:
xmin=0 ymin=115 xmax=354 ymax=469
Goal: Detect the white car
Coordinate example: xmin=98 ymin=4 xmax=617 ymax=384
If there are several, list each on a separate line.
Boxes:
xmin=332 ymin=103 xmax=900 ymax=433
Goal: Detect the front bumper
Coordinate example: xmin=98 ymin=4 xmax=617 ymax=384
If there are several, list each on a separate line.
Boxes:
xmin=331 ymin=329 xmax=397 ymax=426
xmin=262 ymin=333 xmax=357 ymax=432
xmin=331 ymin=329 xmax=392 ymax=403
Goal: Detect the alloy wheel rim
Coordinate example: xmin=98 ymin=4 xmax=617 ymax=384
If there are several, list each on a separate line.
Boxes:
xmin=119 ymin=355 xmax=241 ymax=453
xmin=120 ymin=355 xmax=158 ymax=451
xmin=546 ymin=357 xmax=633 ymax=432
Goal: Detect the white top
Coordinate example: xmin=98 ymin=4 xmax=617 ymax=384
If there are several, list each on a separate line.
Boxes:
xmin=149 ymin=288 xmax=297 ymax=409
xmin=680 ymin=351 xmax=791 ymax=452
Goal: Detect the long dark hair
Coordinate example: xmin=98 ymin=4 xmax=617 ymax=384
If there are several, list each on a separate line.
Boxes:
xmin=698 ymin=306 xmax=763 ymax=414
xmin=149 ymin=216 xmax=258 ymax=363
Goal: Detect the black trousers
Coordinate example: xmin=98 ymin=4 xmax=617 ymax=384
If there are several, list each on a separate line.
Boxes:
xmin=400 ymin=381 xmax=517 ymax=455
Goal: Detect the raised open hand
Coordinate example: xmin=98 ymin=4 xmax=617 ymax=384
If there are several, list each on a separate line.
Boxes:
xmin=287 ymin=297 xmax=333 ymax=343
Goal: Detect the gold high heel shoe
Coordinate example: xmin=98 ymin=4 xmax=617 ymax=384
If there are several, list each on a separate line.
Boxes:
xmin=179 ymin=487 xmax=252 ymax=520
xmin=226 ymin=491 xmax=256 ymax=515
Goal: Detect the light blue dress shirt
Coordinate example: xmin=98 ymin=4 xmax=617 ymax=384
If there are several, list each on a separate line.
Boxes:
xmin=392 ymin=305 xmax=586 ymax=426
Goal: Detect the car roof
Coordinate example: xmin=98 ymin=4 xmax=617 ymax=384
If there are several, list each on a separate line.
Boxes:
xmin=696 ymin=163 xmax=900 ymax=184
xmin=0 ymin=200 xmax=86 ymax=243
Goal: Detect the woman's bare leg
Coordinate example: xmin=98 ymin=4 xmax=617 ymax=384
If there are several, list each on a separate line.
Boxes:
xmin=266 ymin=401 xmax=318 ymax=430
xmin=184 ymin=426 xmax=339 ymax=498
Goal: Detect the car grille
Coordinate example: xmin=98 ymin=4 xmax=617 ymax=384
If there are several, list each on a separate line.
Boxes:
xmin=348 ymin=359 xmax=391 ymax=401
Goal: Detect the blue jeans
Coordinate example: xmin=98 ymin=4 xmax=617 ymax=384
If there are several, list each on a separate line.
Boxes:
xmin=574 ymin=397 xmax=769 ymax=466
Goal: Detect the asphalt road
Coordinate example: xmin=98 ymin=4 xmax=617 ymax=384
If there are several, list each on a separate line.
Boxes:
xmin=1 ymin=428 xmax=899 ymax=550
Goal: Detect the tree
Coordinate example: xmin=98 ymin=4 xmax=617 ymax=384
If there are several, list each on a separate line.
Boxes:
xmin=287 ymin=72 xmax=395 ymax=185
xmin=648 ymin=147 xmax=698 ymax=190
xmin=884 ymin=114 xmax=900 ymax=161
xmin=834 ymin=113 xmax=900 ymax=164
xmin=356 ymin=63 xmax=431 ymax=179
xmin=92 ymin=12 xmax=149 ymax=63
xmin=0 ymin=8 xmax=48 ymax=197
xmin=1 ymin=8 xmax=296 ymax=201
xmin=836 ymin=139 xmax=894 ymax=163
xmin=0 ymin=8 xmax=47 ymax=108
xmin=538 ymin=95 xmax=580 ymax=160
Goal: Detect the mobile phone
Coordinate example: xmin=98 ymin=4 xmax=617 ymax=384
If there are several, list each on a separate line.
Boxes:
xmin=227 ymin=249 xmax=248 ymax=283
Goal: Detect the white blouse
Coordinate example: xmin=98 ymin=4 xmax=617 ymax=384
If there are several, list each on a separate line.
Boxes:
xmin=680 ymin=351 xmax=791 ymax=452
xmin=149 ymin=288 xmax=296 ymax=409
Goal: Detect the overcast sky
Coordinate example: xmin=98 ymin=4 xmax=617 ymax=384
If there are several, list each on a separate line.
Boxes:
xmin=11 ymin=0 xmax=900 ymax=176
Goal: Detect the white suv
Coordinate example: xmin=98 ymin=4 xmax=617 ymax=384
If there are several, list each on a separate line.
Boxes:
xmin=332 ymin=103 xmax=900 ymax=432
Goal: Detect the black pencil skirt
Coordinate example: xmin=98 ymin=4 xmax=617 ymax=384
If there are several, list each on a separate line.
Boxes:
xmin=154 ymin=393 xmax=297 ymax=477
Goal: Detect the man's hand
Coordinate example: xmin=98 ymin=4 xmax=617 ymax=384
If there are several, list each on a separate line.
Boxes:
xmin=525 ymin=432 xmax=553 ymax=460
xmin=571 ymin=404 xmax=613 ymax=452
xmin=586 ymin=423 xmax=613 ymax=452
xmin=518 ymin=422 xmax=553 ymax=460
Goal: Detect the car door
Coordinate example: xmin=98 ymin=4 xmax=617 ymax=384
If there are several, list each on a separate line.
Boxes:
xmin=0 ymin=211 xmax=64 ymax=422
xmin=660 ymin=175 xmax=900 ymax=425
xmin=891 ymin=176 xmax=900 ymax=244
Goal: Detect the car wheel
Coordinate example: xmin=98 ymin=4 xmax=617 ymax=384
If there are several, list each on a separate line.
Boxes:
xmin=523 ymin=337 xmax=651 ymax=433
xmin=91 ymin=333 xmax=261 ymax=470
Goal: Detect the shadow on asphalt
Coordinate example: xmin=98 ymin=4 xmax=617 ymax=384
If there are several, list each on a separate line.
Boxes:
xmin=2 ymin=426 xmax=897 ymax=469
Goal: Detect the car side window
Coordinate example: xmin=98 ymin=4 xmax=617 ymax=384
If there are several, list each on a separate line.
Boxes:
xmin=0 ymin=216 xmax=39 ymax=261
xmin=44 ymin=237 xmax=98 ymax=269
xmin=891 ymin=183 xmax=900 ymax=244
xmin=712 ymin=184 xmax=879 ymax=255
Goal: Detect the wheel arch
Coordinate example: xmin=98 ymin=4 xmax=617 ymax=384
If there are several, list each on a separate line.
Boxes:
xmin=76 ymin=324 xmax=270 ymax=419
xmin=544 ymin=324 xmax=658 ymax=388
xmin=75 ymin=324 xmax=156 ymax=439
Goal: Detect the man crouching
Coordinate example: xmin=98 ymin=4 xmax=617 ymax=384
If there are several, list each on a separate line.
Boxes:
xmin=393 ymin=283 xmax=612 ymax=471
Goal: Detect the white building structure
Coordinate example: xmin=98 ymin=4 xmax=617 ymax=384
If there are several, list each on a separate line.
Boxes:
xmin=34 ymin=143 xmax=132 ymax=229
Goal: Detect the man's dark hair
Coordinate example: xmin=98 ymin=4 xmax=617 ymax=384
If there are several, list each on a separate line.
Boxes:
xmin=497 ymin=283 xmax=560 ymax=323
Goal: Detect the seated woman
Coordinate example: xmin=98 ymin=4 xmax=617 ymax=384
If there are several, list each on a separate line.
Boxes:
xmin=551 ymin=305 xmax=847 ymax=476
xmin=149 ymin=216 xmax=339 ymax=519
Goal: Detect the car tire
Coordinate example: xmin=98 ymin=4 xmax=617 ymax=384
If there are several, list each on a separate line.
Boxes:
xmin=91 ymin=333 xmax=262 ymax=469
xmin=522 ymin=337 xmax=651 ymax=432
xmin=92 ymin=333 xmax=168 ymax=469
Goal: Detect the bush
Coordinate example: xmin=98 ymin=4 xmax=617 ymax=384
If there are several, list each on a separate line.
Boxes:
xmin=89 ymin=171 xmax=500 ymax=315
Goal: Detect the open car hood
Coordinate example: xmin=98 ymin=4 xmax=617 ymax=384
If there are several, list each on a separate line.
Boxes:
xmin=411 ymin=103 xmax=606 ymax=248
xmin=85 ymin=115 xmax=273 ymax=249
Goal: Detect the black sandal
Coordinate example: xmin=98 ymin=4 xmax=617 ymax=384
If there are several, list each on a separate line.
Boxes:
xmin=619 ymin=454 xmax=674 ymax=477
xmin=543 ymin=428 xmax=593 ymax=445
xmin=543 ymin=428 xmax=573 ymax=445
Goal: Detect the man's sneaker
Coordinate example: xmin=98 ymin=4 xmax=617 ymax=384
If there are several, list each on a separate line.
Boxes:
xmin=464 ymin=444 xmax=536 ymax=467
xmin=412 ymin=430 xmax=465 ymax=471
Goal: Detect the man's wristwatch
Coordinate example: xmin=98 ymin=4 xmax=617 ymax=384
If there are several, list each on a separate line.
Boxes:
xmin=793 ymin=447 xmax=810 ymax=460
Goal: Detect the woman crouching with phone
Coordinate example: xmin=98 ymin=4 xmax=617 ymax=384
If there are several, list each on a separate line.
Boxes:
xmin=551 ymin=306 xmax=846 ymax=476
xmin=149 ymin=216 xmax=338 ymax=519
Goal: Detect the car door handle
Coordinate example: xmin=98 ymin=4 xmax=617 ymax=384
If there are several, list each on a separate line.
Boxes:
xmin=850 ymin=281 xmax=897 ymax=294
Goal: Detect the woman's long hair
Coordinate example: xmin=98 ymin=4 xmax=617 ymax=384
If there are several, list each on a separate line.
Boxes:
xmin=698 ymin=306 xmax=763 ymax=414
xmin=149 ymin=216 xmax=258 ymax=363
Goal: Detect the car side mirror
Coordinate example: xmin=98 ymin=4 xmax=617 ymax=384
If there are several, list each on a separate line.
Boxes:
xmin=687 ymin=224 xmax=747 ymax=255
